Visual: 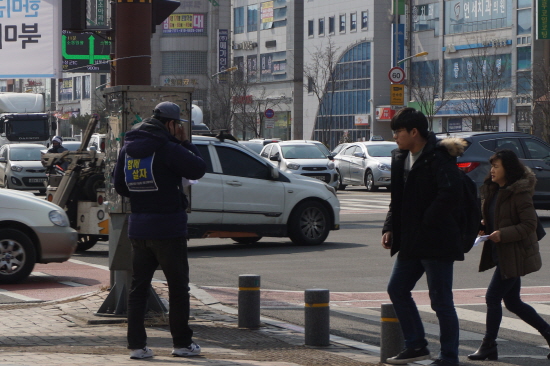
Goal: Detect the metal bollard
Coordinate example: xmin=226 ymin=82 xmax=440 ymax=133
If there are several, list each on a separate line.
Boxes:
xmin=238 ymin=274 xmax=261 ymax=329
xmin=304 ymin=289 xmax=330 ymax=346
xmin=380 ymin=303 xmax=404 ymax=363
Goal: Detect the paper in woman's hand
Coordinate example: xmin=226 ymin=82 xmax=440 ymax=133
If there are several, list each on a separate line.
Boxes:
xmin=474 ymin=235 xmax=490 ymax=247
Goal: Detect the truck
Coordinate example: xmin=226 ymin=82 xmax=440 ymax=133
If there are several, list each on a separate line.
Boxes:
xmin=41 ymin=114 xmax=108 ymax=252
xmin=0 ymin=93 xmax=55 ymax=147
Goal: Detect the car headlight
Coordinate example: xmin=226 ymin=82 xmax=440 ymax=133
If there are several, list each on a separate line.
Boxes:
xmin=10 ymin=165 xmax=23 ymax=172
xmin=378 ymin=163 xmax=391 ymax=171
xmin=49 ymin=210 xmax=69 ymax=227
xmin=287 ymin=162 xmax=300 ymax=170
xmin=327 ymin=161 xmax=335 ymax=169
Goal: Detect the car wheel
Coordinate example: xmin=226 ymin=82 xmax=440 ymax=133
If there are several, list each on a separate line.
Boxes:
xmin=83 ymin=174 xmax=105 ymax=201
xmin=364 ymin=170 xmax=378 ymax=192
xmin=231 ymin=237 xmax=262 ymax=244
xmin=76 ymin=235 xmax=98 ymax=252
xmin=337 ymin=171 xmax=346 ymax=190
xmin=288 ymin=201 xmax=330 ymax=246
xmin=0 ymin=229 xmax=36 ymax=284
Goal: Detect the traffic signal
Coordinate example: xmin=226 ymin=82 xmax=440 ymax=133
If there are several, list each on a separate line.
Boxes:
xmin=152 ymin=0 xmax=180 ymax=33
xmin=62 ymin=0 xmax=87 ymax=31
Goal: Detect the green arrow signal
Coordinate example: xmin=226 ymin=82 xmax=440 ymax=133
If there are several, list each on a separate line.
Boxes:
xmin=62 ymin=34 xmax=110 ymax=65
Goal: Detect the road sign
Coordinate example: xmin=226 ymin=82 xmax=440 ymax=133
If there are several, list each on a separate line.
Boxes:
xmin=390 ymin=84 xmax=405 ymax=106
xmin=62 ymin=30 xmax=111 ymax=73
xmin=388 ymin=67 xmax=405 ymax=84
xmin=265 ymin=109 xmax=275 ymax=119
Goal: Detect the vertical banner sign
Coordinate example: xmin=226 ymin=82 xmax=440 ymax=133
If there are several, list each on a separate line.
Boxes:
xmin=538 ymin=0 xmax=550 ymax=39
xmin=0 ymin=0 xmax=62 ymax=78
xmin=218 ymin=29 xmax=229 ymax=82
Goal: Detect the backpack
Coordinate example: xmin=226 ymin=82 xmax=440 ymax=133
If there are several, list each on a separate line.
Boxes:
xmin=458 ymin=171 xmax=482 ymax=253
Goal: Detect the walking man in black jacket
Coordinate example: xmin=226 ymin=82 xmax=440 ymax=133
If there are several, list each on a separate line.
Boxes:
xmin=381 ymin=108 xmax=466 ymax=366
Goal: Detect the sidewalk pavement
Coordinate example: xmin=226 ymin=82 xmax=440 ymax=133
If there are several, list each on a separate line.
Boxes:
xmin=0 ymin=281 xmax=381 ymax=366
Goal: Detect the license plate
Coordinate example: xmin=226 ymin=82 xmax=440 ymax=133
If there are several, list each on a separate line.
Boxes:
xmin=311 ymin=176 xmax=325 ymax=181
xmin=29 ymin=178 xmax=46 ymax=183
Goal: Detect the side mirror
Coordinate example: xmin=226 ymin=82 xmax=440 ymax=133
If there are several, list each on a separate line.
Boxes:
xmin=268 ymin=164 xmax=279 ymax=179
xmin=270 ymin=152 xmax=280 ymax=162
xmin=353 ymin=152 xmax=366 ymax=159
xmin=327 ymin=155 xmax=334 ymax=160
xmin=0 ymin=157 xmax=6 ymax=163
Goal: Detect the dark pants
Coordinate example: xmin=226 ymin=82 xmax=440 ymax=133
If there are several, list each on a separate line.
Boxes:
xmin=387 ymin=257 xmax=459 ymax=364
xmin=485 ymin=266 xmax=549 ymax=340
xmin=127 ymin=237 xmax=193 ymax=349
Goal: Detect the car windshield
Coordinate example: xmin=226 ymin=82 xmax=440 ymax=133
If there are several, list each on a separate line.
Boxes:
xmin=366 ymin=144 xmax=396 ymax=157
xmin=9 ymin=146 xmax=43 ymax=161
xmin=281 ymin=145 xmax=327 ymax=159
xmin=313 ymin=143 xmax=331 ymax=156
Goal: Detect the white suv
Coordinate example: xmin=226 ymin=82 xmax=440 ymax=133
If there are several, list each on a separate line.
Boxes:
xmin=188 ymin=135 xmax=340 ymax=245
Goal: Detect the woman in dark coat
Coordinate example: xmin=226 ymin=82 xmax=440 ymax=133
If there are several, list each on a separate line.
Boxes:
xmin=468 ymin=149 xmax=550 ymax=361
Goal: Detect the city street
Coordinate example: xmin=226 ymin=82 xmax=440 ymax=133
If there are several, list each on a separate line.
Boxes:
xmin=2 ymin=187 xmax=550 ymax=365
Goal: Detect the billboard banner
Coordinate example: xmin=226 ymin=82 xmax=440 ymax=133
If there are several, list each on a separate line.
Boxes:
xmin=162 ymin=14 xmax=205 ymax=33
xmin=0 ymin=0 xmax=62 ymax=78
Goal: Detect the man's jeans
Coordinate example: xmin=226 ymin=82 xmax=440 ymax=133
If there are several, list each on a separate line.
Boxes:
xmin=127 ymin=237 xmax=193 ymax=349
xmin=387 ymin=257 xmax=459 ymax=364
xmin=485 ymin=266 xmax=549 ymax=340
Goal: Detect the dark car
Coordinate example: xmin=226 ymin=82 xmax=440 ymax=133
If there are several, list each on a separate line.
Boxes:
xmin=436 ymin=131 xmax=550 ymax=209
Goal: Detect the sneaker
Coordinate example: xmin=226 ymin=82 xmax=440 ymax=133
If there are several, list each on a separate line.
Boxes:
xmin=429 ymin=359 xmax=459 ymax=366
xmin=386 ymin=346 xmax=430 ymax=365
xmin=172 ymin=342 xmax=201 ymax=357
xmin=129 ymin=346 xmax=154 ymax=359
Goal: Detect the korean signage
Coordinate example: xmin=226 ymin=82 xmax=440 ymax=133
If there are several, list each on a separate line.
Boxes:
xmin=87 ymin=0 xmax=108 ymax=28
xmin=390 ymin=84 xmax=404 ymax=105
xmin=376 ymin=107 xmax=396 ymax=121
xmin=354 ymin=115 xmax=370 ymax=126
xmin=261 ymin=1 xmax=273 ymax=29
xmin=162 ymin=14 xmax=205 ymax=33
xmin=62 ymin=30 xmax=111 ymax=73
xmin=445 ymin=0 xmax=511 ymax=35
xmin=0 ymin=0 xmax=61 ymax=78
xmin=217 ymin=29 xmax=229 ymax=81
xmin=538 ymin=0 xmax=550 ymax=39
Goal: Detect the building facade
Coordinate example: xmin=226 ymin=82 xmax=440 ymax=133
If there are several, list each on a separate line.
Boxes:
xmin=231 ymin=0 xmax=304 ymax=140
xmin=302 ymin=0 xmax=393 ymax=148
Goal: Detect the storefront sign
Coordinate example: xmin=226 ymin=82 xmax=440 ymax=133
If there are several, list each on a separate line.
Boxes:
xmin=538 ymin=0 xmax=550 ymax=39
xmin=354 ymin=115 xmax=370 ymax=126
xmin=162 ymin=14 xmax=205 ymax=33
xmin=376 ymin=107 xmax=396 ymax=121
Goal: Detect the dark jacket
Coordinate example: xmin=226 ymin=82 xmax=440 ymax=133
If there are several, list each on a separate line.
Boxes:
xmin=479 ymin=168 xmax=541 ymax=278
xmin=114 ymin=117 xmax=206 ymax=239
xmin=382 ymin=132 xmax=465 ymax=260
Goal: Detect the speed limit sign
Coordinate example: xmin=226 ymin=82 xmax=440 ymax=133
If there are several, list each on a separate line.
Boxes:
xmin=388 ymin=66 xmax=405 ymax=84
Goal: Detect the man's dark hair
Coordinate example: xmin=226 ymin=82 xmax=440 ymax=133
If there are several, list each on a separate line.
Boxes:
xmin=488 ymin=149 xmax=526 ymax=185
xmin=390 ymin=107 xmax=429 ymax=139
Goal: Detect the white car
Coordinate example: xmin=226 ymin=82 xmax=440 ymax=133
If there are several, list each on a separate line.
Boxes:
xmin=0 ymin=189 xmax=77 ymax=283
xmin=188 ymin=135 xmax=340 ymax=245
xmin=334 ymin=141 xmax=397 ymax=191
xmin=0 ymin=143 xmax=48 ymax=193
xmin=259 ymin=141 xmax=339 ymax=190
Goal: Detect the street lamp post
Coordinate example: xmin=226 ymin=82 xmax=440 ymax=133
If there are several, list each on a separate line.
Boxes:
xmin=397 ymin=51 xmax=428 ymax=65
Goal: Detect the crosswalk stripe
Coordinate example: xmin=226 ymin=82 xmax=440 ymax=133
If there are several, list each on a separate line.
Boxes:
xmin=420 ymin=305 xmax=542 ymax=336
xmin=0 ymin=288 xmax=39 ymax=301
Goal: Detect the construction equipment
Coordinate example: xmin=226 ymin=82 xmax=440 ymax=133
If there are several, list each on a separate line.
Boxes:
xmin=41 ymin=114 xmax=108 ymax=251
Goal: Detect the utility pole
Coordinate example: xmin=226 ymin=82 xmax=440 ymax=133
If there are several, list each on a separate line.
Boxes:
xmin=113 ymin=0 xmax=152 ymax=86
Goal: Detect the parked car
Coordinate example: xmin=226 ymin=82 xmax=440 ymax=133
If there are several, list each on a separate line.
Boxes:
xmin=189 ymin=135 xmax=340 ymax=245
xmin=0 ymin=144 xmax=48 ymax=193
xmin=331 ymin=143 xmax=350 ymax=157
xmin=239 ymin=138 xmax=281 ymax=154
xmin=287 ymin=140 xmax=331 ymax=157
xmin=0 ymin=188 xmax=77 ymax=283
xmin=87 ymin=133 xmax=106 ymax=152
xmin=260 ymin=141 xmax=339 ymax=189
xmin=334 ymin=141 xmax=397 ymax=191
xmin=191 ymin=123 xmax=211 ymax=134
xmin=436 ymin=131 xmax=550 ymax=209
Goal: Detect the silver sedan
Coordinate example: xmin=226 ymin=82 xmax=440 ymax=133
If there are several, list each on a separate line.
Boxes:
xmin=334 ymin=141 xmax=397 ymax=191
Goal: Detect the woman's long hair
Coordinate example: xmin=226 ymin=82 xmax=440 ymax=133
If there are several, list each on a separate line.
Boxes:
xmin=484 ymin=149 xmax=526 ymax=186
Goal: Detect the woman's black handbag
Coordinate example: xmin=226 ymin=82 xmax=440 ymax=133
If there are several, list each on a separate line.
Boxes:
xmin=536 ymin=213 xmax=546 ymax=241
